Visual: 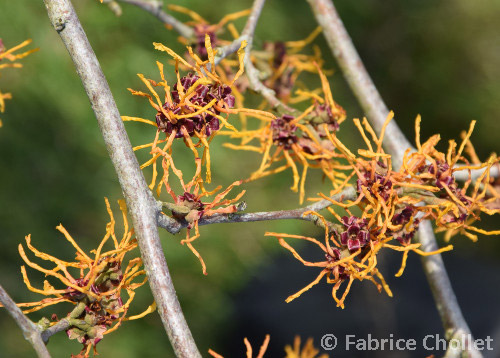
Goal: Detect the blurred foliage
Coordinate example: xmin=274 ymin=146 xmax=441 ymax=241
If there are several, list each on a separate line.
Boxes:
xmin=0 ymin=0 xmax=498 ymax=356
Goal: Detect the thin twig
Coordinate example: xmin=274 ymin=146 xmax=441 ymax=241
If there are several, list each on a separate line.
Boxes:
xmin=40 ymin=319 xmax=71 ymax=343
xmin=212 ymin=0 xmax=268 ymax=67
xmin=0 ymin=284 xmax=51 ymax=358
xmin=158 ymin=186 xmax=356 ymax=234
xmin=241 ymin=0 xmax=265 ymax=38
xmin=241 ymin=0 xmax=293 ymax=112
xmin=42 ymin=1 xmax=201 ymax=357
xmin=307 ymin=1 xmax=481 ymax=357
xmin=111 ymin=0 xmax=194 ymax=39
xmin=213 ymin=35 xmax=249 ymax=66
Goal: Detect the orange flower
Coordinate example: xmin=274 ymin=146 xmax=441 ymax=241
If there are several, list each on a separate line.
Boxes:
xmin=3 ymin=199 xmax=154 ymax=357
xmin=222 ymin=67 xmax=348 ymax=204
xmin=266 ymin=210 xmax=452 ymax=308
xmin=320 ymin=112 xmax=500 ymax=242
xmin=124 ymin=36 xmax=273 ymax=190
xmin=168 ymin=5 xmax=251 ymax=59
xmin=160 ymin=162 xmax=245 ymax=275
xmin=401 ymin=117 xmax=500 ymax=241
xmin=271 ymin=113 xmax=500 ymax=307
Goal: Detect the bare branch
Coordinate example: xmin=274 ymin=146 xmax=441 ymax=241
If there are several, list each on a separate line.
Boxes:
xmin=42 ymin=0 xmax=200 ymax=357
xmin=307 ymin=1 xmax=481 ymax=357
xmin=418 ymin=221 xmax=480 ymax=358
xmin=213 ymin=0 xmax=268 ymax=70
xmin=40 ymin=319 xmax=70 ymax=343
xmin=241 ymin=0 xmax=266 ymax=38
xmin=0 ymin=284 xmax=51 ymax=358
xmin=212 ymin=0 xmax=269 ymax=66
xmin=307 ymin=0 xmax=412 ymax=169
xmin=213 ymin=35 xmax=249 ymax=66
xmin=112 ymin=0 xmax=194 ymax=39
xmin=158 ymin=186 xmax=356 ymax=234
xmin=239 ymin=0 xmax=297 ymax=113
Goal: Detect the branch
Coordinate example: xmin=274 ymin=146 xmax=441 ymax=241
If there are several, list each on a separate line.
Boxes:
xmin=40 ymin=319 xmax=70 ymax=343
xmin=213 ymin=35 xmax=249 ymax=66
xmin=42 ymin=1 xmax=201 ymax=357
xmin=241 ymin=0 xmax=266 ymax=39
xmin=0 ymin=284 xmax=51 ymax=358
xmin=307 ymin=0 xmax=412 ymax=169
xmin=158 ymin=186 xmax=356 ymax=234
xmin=240 ymin=0 xmax=295 ymax=112
xmin=111 ymin=0 xmax=194 ymax=39
xmin=418 ymin=221 xmax=480 ymax=358
xmin=307 ymin=1 xmax=481 ymax=357
xmin=213 ymin=0 xmax=270 ymax=75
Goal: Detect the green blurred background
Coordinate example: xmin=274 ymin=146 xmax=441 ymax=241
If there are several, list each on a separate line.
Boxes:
xmin=1 ymin=0 xmax=499 ymax=357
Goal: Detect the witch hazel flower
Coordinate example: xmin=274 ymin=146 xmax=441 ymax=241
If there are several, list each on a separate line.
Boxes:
xmin=356 ymin=170 xmax=393 ymax=202
xmin=271 ymin=114 xmax=298 ymax=149
xmin=253 ymin=27 xmax=323 ymax=103
xmin=160 ymin=165 xmax=246 ymax=275
xmin=155 ymin=72 xmax=236 ymax=138
xmin=0 ymin=199 xmax=155 ymax=358
xmin=125 ymin=34 xmax=276 ymax=188
xmin=401 ymin=118 xmax=500 ymax=240
xmin=266 ymin=209 xmax=453 ymax=309
xmin=222 ymin=66 xmax=348 ymax=204
xmin=339 ymin=216 xmax=370 ymax=252
xmin=389 ymin=206 xmax=420 ymax=245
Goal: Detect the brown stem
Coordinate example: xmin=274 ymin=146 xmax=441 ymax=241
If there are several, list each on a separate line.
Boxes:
xmin=42 ymin=0 xmax=200 ymax=357
xmin=307 ymin=1 xmax=480 ymax=357
xmin=0 ymin=284 xmax=51 ymax=358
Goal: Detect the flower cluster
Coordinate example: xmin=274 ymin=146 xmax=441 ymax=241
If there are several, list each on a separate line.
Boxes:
xmin=267 ymin=209 xmax=451 ymax=308
xmin=400 ymin=118 xmax=500 ymax=240
xmin=0 ymin=38 xmax=38 ymax=127
xmin=222 ymin=66 xmax=347 ymax=204
xmin=124 ymin=35 xmax=287 ymax=273
xmin=122 ymin=4 xmax=499 ymax=309
xmin=265 ymin=113 xmax=499 ymax=307
xmin=124 ymin=35 xmax=247 ymax=186
xmin=8 ymin=199 xmax=154 ymax=357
